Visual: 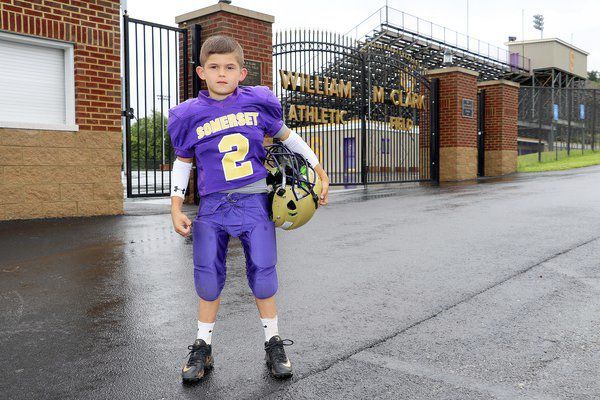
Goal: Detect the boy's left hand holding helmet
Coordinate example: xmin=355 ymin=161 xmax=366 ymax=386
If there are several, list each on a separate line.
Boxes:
xmin=265 ymin=132 xmax=330 ymax=231
xmin=314 ymin=164 xmax=329 ymax=206
xmin=279 ymin=128 xmax=329 ymax=207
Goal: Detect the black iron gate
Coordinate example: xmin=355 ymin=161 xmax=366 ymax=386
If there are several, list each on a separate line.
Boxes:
xmin=273 ymin=30 xmax=439 ymax=185
xmin=123 ymin=14 xmax=189 ymax=197
xmin=477 ymin=89 xmax=485 ymax=176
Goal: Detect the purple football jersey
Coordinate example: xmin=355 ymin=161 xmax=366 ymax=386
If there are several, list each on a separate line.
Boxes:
xmin=168 ymin=86 xmax=284 ymax=196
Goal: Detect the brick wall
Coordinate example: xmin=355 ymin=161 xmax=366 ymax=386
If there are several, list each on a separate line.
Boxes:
xmin=0 ymin=0 xmax=123 ymax=220
xmin=478 ymin=80 xmax=519 ymax=176
xmin=479 ymin=82 xmax=519 ymax=151
xmin=426 ymin=67 xmax=479 ymax=181
xmin=432 ymin=71 xmax=478 ymax=148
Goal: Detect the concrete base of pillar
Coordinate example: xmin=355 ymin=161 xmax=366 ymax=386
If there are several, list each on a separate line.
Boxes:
xmin=484 ymin=150 xmax=517 ymax=177
xmin=440 ymin=147 xmax=477 ymax=181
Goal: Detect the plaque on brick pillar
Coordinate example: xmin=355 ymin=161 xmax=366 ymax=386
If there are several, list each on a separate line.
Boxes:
xmin=462 ymin=99 xmax=474 ymax=118
xmin=243 ymin=60 xmax=262 ymax=86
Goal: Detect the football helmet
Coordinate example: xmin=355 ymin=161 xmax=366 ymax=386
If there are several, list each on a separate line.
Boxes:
xmin=264 ymin=142 xmax=322 ymax=230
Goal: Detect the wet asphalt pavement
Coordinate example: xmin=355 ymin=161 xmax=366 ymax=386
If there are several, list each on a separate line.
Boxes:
xmin=1 ymin=166 xmax=600 ymax=400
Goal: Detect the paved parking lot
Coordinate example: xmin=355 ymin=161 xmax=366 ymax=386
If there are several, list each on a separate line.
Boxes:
xmin=2 ymin=166 xmax=600 ymax=399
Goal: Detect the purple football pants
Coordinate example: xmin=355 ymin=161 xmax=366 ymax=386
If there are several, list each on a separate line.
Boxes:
xmin=192 ymin=192 xmax=278 ymax=301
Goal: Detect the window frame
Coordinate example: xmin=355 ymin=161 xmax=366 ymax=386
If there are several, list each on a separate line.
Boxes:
xmin=0 ymin=31 xmax=78 ymax=131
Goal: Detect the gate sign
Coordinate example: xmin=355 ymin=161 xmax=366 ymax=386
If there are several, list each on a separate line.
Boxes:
xmin=462 ymin=99 xmax=474 ymax=118
xmin=553 ymin=104 xmax=559 ymax=121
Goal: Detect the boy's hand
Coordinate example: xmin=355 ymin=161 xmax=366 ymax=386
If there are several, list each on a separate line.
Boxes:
xmin=314 ymin=164 xmax=329 ymax=206
xmin=319 ymin=180 xmax=329 ymax=206
xmin=172 ymin=210 xmax=192 ymax=237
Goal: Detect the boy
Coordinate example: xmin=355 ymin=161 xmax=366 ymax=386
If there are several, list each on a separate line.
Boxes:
xmin=167 ymin=35 xmax=329 ymax=383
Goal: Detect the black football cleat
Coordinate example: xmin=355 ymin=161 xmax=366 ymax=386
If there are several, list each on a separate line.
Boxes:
xmin=182 ymin=339 xmax=214 ymax=383
xmin=264 ymin=335 xmax=294 ymax=379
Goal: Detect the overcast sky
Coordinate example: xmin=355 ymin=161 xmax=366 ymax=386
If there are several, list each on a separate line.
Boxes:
xmin=124 ymin=0 xmax=599 ymax=73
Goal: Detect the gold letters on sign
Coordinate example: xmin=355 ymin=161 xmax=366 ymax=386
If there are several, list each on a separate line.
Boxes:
xmin=279 ymin=71 xmax=352 ymax=98
xmin=279 ymin=68 xmax=424 ymax=131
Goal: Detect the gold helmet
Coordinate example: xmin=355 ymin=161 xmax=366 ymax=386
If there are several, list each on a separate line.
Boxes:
xmin=265 ymin=142 xmax=322 ymax=230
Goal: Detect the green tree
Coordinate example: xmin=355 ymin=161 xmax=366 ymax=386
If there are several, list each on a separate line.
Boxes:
xmin=129 ymin=111 xmax=173 ymax=169
xmin=588 ymin=70 xmax=599 ymax=82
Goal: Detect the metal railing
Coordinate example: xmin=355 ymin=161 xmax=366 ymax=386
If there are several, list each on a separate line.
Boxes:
xmin=346 ymin=5 xmax=530 ymax=73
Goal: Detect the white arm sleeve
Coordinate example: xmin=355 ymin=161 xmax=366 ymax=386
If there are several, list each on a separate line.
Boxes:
xmin=171 ymin=158 xmax=193 ymax=199
xmin=282 ymin=130 xmax=320 ymax=167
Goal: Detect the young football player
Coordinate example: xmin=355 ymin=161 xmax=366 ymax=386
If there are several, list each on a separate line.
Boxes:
xmin=168 ymin=35 xmax=330 ymax=383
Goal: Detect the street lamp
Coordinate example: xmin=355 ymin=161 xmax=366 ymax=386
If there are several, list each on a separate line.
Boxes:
xmin=533 ymin=14 xmax=544 ymax=39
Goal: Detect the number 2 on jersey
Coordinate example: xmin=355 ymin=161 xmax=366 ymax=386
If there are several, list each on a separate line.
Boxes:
xmin=218 ymin=133 xmax=254 ymax=181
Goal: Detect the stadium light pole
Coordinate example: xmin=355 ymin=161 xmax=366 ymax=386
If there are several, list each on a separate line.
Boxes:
xmin=533 ymin=14 xmax=544 ymax=39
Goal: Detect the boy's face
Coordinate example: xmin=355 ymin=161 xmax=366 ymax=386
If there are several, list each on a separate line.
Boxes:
xmin=197 ymin=53 xmax=247 ymax=100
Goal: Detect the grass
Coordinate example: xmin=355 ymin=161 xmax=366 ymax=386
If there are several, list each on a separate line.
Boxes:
xmin=518 ymin=149 xmax=600 ymax=172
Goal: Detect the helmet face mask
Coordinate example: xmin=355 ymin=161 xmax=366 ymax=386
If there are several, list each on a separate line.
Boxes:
xmin=265 ymin=143 xmax=321 ymax=230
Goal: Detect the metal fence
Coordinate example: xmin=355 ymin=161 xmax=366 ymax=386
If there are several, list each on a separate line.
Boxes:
xmin=273 ymin=29 xmax=439 ymax=186
xmin=122 ymin=15 xmax=188 ymax=197
xmin=518 ymin=86 xmax=599 ymax=162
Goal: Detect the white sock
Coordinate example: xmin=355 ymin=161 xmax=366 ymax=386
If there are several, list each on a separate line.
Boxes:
xmin=197 ymin=321 xmax=215 ymax=345
xmin=261 ymin=316 xmax=279 ymax=342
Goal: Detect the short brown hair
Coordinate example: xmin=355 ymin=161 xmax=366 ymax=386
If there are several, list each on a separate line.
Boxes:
xmin=200 ymin=35 xmax=244 ymax=67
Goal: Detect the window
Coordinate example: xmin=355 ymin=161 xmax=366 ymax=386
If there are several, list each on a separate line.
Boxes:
xmin=0 ymin=32 xmax=77 ymax=131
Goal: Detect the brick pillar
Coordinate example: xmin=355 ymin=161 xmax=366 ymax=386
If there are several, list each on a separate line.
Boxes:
xmin=477 ymin=80 xmax=519 ymax=176
xmin=426 ymin=67 xmax=479 ymax=181
xmin=175 ymin=4 xmax=274 ymax=203
xmin=176 ymin=3 xmax=274 ymax=91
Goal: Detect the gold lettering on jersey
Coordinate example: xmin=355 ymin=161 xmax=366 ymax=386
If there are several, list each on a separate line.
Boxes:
xmin=219 ymin=115 xmax=230 ymax=129
xmin=227 ymin=114 xmax=238 ymax=128
xmin=196 ymin=112 xmax=260 ymax=139
xmin=209 ymin=119 xmax=222 ymax=133
xmin=236 ymin=112 xmax=246 ymax=126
